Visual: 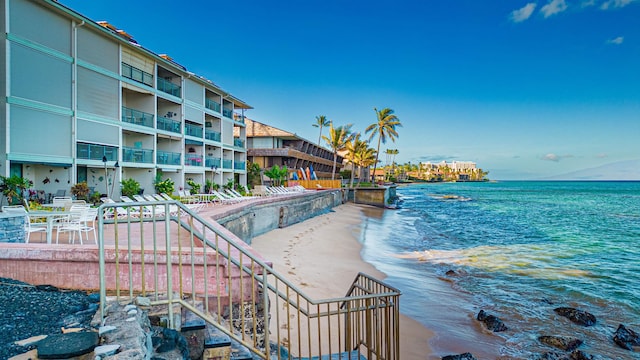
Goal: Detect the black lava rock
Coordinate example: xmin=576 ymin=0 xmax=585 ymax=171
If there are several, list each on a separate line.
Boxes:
xmin=477 ymin=310 xmax=508 ymax=332
xmin=442 ymin=353 xmax=477 ymax=360
xmin=553 ymin=307 xmax=596 ymax=327
xmin=613 ymin=323 xmax=640 ymax=350
xmin=37 ymin=332 xmax=98 ymax=359
xmin=538 ymin=335 xmax=583 ymax=351
xmin=536 ymin=350 xmax=593 ymax=360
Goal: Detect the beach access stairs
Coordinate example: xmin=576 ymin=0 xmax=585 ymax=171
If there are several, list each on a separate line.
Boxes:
xmin=96 ymin=199 xmax=401 ymax=359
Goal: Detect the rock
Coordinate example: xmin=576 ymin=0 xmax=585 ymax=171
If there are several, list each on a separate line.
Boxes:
xmin=537 ymin=349 xmax=594 ymax=360
xmin=123 ymin=304 xmax=137 ymax=312
xmin=135 ymin=296 xmax=151 ymax=307
xmin=613 ymin=323 xmax=640 ymax=350
xmin=99 ymin=325 xmax=117 ymax=336
xmin=445 ymin=270 xmax=457 ymax=276
xmin=476 ymin=310 xmax=508 ymax=332
xmin=35 ymin=285 xmax=59 ymax=292
xmin=36 ymin=331 xmax=99 ymax=359
xmin=442 ymin=353 xmax=477 ymax=360
xmin=553 ymin=307 xmax=596 ymax=327
xmin=538 ymin=335 xmax=583 ymax=351
xmin=94 ymin=344 xmax=120 ymax=357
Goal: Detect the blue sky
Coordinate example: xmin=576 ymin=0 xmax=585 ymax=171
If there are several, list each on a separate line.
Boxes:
xmin=61 ymin=0 xmax=640 ymax=180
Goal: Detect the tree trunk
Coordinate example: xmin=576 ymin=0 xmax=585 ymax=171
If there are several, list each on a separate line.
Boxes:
xmin=331 ymin=152 xmax=337 ymax=180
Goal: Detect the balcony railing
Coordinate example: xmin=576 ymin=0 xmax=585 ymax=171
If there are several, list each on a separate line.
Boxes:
xmin=233 ymin=113 xmax=245 ymax=124
xmin=222 ymin=108 xmax=233 ymax=118
xmin=185 ymin=123 xmax=203 ymax=138
xmin=77 ymin=143 xmax=118 ymax=161
xmin=157 ymin=150 xmax=181 ymax=165
xmin=122 ymin=62 xmax=153 ymax=87
xmin=233 ymin=138 xmax=245 ymax=148
xmin=122 ymin=146 xmax=154 ymax=164
xmin=205 ymin=157 xmax=221 ymax=168
xmin=157 ymin=77 xmax=181 ymax=97
xmin=234 ymin=161 xmax=246 ymax=171
xmin=157 ymin=116 xmax=182 ymax=134
xmin=205 ymin=98 xmax=221 ymax=113
xmin=222 ymin=159 xmax=233 ymax=169
xmin=185 ymin=154 xmax=203 ymax=166
xmin=205 ymin=130 xmax=221 ymax=142
xmin=122 ymin=106 xmax=154 ymax=128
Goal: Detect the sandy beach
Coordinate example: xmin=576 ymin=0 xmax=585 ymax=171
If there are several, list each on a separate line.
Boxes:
xmin=251 ymin=203 xmax=433 ymax=359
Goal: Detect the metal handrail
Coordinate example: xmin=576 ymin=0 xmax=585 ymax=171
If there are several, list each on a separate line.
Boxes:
xmin=97 ymin=199 xmax=400 ymax=359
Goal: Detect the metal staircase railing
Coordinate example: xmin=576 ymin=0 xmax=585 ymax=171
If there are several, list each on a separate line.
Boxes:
xmin=97 ymin=199 xmax=400 ymax=359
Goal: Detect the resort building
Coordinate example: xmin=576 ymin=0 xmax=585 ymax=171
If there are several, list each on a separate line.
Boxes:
xmin=243 ymin=118 xmax=343 ymax=180
xmin=1 ymin=0 xmax=251 ymax=200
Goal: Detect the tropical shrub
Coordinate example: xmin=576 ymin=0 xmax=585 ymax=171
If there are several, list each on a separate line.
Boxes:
xmin=0 ymin=175 xmax=33 ymax=205
xmin=121 ymin=178 xmax=141 ymax=198
xmin=71 ymin=181 xmax=90 ymax=201
xmin=263 ymin=165 xmax=288 ymax=186
xmin=154 ymin=174 xmax=175 ymax=195
xmin=223 ymin=178 xmax=234 ymax=191
xmin=186 ymin=179 xmax=201 ymax=195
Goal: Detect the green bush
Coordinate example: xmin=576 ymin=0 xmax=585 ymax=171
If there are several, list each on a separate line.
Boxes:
xmin=121 ymin=178 xmax=141 ymax=198
xmin=154 ymin=173 xmax=175 ymax=195
xmin=71 ymin=181 xmax=90 ymax=200
xmin=186 ymin=179 xmax=201 ymax=195
xmin=0 ymin=175 xmax=33 ymax=205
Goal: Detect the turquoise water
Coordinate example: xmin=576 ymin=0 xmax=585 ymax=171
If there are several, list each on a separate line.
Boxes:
xmin=358 ymin=181 xmax=640 ymax=359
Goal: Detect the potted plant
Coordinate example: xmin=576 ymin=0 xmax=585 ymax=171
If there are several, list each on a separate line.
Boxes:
xmin=71 ymin=181 xmax=90 ymax=201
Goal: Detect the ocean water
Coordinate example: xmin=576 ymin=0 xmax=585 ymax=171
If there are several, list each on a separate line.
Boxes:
xmin=358 ymin=181 xmax=640 ymax=359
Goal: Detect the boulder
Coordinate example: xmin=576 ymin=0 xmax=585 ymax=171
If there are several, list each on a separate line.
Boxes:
xmin=613 ymin=324 xmax=640 ymax=350
xmin=36 ymin=331 xmax=98 ymax=359
xmin=536 ymin=350 xmax=593 ymax=360
xmin=442 ymin=353 xmax=476 ymax=360
xmin=477 ymin=310 xmax=508 ymax=332
xmin=553 ymin=307 xmax=596 ymax=327
xmin=538 ymin=335 xmax=583 ymax=351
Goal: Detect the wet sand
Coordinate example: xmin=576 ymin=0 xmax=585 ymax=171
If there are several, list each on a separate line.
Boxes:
xmin=251 ymin=203 xmax=433 ymax=359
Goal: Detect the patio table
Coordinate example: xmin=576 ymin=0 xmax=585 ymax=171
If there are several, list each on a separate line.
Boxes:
xmin=28 ymin=210 xmax=70 ymax=244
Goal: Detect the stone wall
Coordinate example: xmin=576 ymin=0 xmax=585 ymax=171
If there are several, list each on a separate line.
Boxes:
xmin=0 ymin=213 xmax=26 ymax=243
xmin=213 ymin=190 xmax=345 ymax=244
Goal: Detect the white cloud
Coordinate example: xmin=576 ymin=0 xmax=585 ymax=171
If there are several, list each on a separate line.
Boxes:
xmin=541 ymin=0 xmax=569 ymax=17
xmin=542 ymin=153 xmax=573 ymax=162
xmin=607 ymin=36 xmax=624 ymax=44
xmin=581 ymin=0 xmax=597 ymax=7
xmin=510 ymin=3 xmax=537 ymax=22
xmin=601 ymin=0 xmax=636 ymax=10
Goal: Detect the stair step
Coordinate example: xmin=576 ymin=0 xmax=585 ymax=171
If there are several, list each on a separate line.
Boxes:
xmin=204 ymin=323 xmax=231 ymax=349
xmin=230 ymin=337 xmax=253 ymax=360
xmin=295 ymin=351 xmax=367 ymax=360
xmin=181 ymin=303 xmax=206 ymax=331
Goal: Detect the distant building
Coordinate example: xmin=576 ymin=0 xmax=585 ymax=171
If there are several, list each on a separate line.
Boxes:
xmin=243 ymin=119 xmax=343 ymax=179
xmin=421 ymin=161 xmax=479 ymax=181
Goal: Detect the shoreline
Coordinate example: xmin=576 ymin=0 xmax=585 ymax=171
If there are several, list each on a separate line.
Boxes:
xmin=250 ymin=203 xmax=433 ymax=358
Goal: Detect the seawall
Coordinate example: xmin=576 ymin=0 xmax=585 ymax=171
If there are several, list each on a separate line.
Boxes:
xmin=212 ymin=189 xmax=345 ymax=244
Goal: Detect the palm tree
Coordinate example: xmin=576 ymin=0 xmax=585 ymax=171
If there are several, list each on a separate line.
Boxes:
xmin=355 ymin=146 xmax=377 ymax=186
xmin=312 ymin=115 xmax=331 ymax=146
xmin=322 ymin=123 xmax=353 ymax=180
xmin=345 ymin=133 xmax=369 ymax=187
xmin=365 ymin=108 xmax=401 ymax=184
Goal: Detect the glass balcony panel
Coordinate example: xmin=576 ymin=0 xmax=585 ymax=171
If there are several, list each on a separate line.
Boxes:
xmin=233 ymin=138 xmax=245 ymax=148
xmin=234 ymin=161 xmax=245 ymax=170
xmin=222 ymin=108 xmax=233 ymax=118
xmin=222 ymin=159 xmax=233 ymax=169
xmin=77 ymin=143 xmax=118 ymax=161
xmin=157 ymin=151 xmax=181 ymax=165
xmin=157 ymin=117 xmax=182 ymax=133
xmin=205 ymin=157 xmax=221 ymax=168
xmin=233 ymin=113 xmax=245 ymax=124
xmin=122 ymin=62 xmax=153 ymax=87
xmin=205 ymin=130 xmax=221 ymax=142
xmin=157 ymin=77 xmax=181 ymax=97
xmin=185 ymin=123 xmax=203 ymax=138
xmin=185 ymin=154 xmax=203 ymax=166
xmin=122 ymin=146 xmax=154 ymax=163
xmin=205 ymin=98 xmax=221 ymax=113
xmin=122 ymin=106 xmax=154 ymax=127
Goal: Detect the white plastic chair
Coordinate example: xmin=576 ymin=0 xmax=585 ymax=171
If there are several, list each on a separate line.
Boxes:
xmin=3 ymin=205 xmax=48 ymax=243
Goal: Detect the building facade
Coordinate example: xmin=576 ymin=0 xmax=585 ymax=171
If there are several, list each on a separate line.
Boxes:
xmin=243 ymin=119 xmax=343 ymax=180
xmin=1 ymin=0 xmax=250 ymax=199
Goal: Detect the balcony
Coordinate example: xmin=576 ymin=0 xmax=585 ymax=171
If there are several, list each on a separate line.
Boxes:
xmin=157 ymin=116 xmax=181 ymax=134
xmin=122 ymin=106 xmax=154 ymax=128
xmin=77 ymin=143 xmax=118 ymax=161
xmin=157 ymin=150 xmax=181 ymax=165
xmin=233 ymin=138 xmax=245 ymax=148
xmin=205 ymin=157 xmax=221 ymax=168
xmin=234 ymin=161 xmax=246 ymax=171
xmin=122 ymin=63 xmax=153 ymax=87
xmin=185 ymin=154 xmax=203 ymax=166
xmin=205 ymin=98 xmax=221 ymax=113
xmin=233 ymin=113 xmax=245 ymax=124
xmin=222 ymin=108 xmax=233 ymax=118
xmin=157 ymin=77 xmax=181 ymax=97
xmin=122 ymin=146 xmax=154 ymax=164
xmin=222 ymin=159 xmax=233 ymax=169
xmin=205 ymin=130 xmax=221 ymax=142
xmin=185 ymin=123 xmax=203 ymax=138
